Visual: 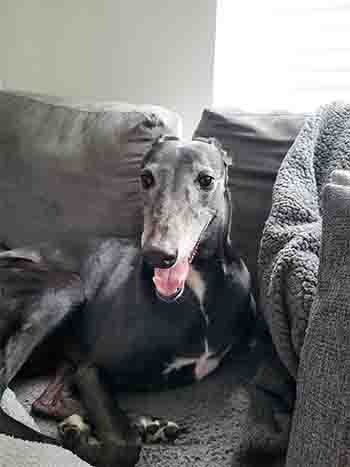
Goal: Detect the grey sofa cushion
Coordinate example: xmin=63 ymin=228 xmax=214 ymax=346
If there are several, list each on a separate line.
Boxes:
xmin=0 ymin=91 xmax=180 ymax=248
xmin=193 ymin=108 xmax=306 ymax=291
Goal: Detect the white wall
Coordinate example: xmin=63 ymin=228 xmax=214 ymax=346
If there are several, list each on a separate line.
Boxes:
xmin=0 ymin=1 xmax=216 ymax=137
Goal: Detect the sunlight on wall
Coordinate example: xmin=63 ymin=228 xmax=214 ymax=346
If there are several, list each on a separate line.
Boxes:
xmin=214 ymin=0 xmax=350 ymax=111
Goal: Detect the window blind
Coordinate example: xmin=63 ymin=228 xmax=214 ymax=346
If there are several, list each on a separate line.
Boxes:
xmin=214 ymin=0 xmax=350 ymax=111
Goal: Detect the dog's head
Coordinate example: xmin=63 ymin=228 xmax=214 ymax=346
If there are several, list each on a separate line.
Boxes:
xmin=140 ymin=136 xmax=231 ymax=301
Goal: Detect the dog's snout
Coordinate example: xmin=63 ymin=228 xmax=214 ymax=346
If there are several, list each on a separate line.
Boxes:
xmin=143 ymin=246 xmax=178 ymax=269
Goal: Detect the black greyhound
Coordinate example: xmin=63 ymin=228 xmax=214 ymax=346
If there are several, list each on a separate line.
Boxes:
xmin=0 ymin=137 xmax=255 ymax=466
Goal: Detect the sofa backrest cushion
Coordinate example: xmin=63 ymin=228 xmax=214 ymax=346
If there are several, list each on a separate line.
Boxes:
xmin=193 ymin=108 xmax=306 ymax=292
xmin=0 ymin=91 xmax=180 ymax=247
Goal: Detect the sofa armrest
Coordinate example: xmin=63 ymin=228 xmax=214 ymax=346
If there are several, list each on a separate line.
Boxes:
xmin=286 ymin=170 xmax=350 ymax=467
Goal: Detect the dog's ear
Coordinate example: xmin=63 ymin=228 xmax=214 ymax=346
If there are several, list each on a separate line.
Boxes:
xmin=207 ymin=137 xmax=232 ymax=167
xmin=203 ymin=138 xmax=236 ymax=261
xmin=193 ymin=137 xmax=232 ymax=167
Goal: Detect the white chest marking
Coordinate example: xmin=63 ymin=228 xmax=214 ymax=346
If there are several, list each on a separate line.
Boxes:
xmin=186 ymin=267 xmax=208 ymax=324
xmin=163 ymin=267 xmax=231 ymax=381
xmin=163 ymin=339 xmax=232 ymax=381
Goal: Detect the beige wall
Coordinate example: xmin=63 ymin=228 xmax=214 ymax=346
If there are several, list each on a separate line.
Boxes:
xmin=0 ymin=1 xmax=216 ymax=137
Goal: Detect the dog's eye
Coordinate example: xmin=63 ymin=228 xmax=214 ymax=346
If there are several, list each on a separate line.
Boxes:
xmin=140 ymin=171 xmax=155 ymax=190
xmin=198 ymin=173 xmax=214 ymax=190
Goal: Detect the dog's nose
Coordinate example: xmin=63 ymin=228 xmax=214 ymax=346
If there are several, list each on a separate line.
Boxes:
xmin=143 ymin=247 xmax=178 ymax=269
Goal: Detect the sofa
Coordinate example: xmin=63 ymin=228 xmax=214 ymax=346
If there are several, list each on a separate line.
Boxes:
xmin=0 ymin=90 xmax=342 ymax=466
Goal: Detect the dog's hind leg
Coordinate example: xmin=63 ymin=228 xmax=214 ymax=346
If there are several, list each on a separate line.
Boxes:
xmin=0 ymin=254 xmax=85 ymax=445
xmin=31 ymin=361 xmax=83 ymax=420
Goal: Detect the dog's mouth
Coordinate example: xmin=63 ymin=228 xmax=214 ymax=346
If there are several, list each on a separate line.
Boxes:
xmin=153 ymin=259 xmax=190 ymax=302
xmin=152 ymin=238 xmax=201 ymax=302
xmin=150 ymin=215 xmax=214 ymax=302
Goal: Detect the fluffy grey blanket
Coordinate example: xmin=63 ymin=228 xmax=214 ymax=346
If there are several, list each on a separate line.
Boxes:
xmin=258 ymin=101 xmax=350 ymax=378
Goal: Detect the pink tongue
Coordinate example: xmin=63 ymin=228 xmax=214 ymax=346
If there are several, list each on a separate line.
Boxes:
xmin=153 ymin=260 xmax=190 ymax=297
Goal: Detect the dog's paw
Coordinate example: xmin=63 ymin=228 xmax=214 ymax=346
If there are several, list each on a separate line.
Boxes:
xmin=59 ymin=414 xmax=140 ymax=467
xmin=58 ymin=414 xmax=100 ymax=449
xmin=134 ymin=415 xmax=181 ymax=443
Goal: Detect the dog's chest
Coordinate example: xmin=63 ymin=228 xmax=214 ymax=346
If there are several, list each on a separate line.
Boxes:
xmin=88 ymin=261 xmax=231 ymax=386
xmin=162 ymin=266 xmax=230 ymax=382
xmin=186 ymin=267 xmax=207 ymax=320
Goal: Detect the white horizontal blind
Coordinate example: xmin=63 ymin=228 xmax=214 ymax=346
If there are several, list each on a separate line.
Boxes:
xmin=214 ymin=0 xmax=350 ymax=112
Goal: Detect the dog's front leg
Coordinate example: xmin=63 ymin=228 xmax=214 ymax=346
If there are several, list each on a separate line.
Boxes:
xmin=60 ymin=364 xmax=141 ymax=467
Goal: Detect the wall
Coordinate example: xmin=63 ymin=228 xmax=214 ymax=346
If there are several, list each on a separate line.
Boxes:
xmin=0 ymin=1 xmax=216 ymax=137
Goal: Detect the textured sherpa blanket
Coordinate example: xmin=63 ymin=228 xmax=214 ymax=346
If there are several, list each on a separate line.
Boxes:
xmin=259 ymin=101 xmax=350 ymax=379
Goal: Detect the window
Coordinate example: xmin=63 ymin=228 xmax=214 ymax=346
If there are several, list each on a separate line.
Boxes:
xmin=214 ymin=1 xmax=350 ymax=111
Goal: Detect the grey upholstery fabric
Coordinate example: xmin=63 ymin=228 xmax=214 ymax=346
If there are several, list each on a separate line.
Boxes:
xmin=286 ymin=171 xmax=350 ymax=467
xmin=0 ymin=91 xmax=180 ymax=247
xmin=193 ymin=108 xmax=305 ymax=292
xmin=259 ymin=102 xmax=350 ymax=379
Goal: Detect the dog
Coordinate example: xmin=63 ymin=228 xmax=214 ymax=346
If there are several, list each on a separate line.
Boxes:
xmin=0 ymin=136 xmax=255 ymax=466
